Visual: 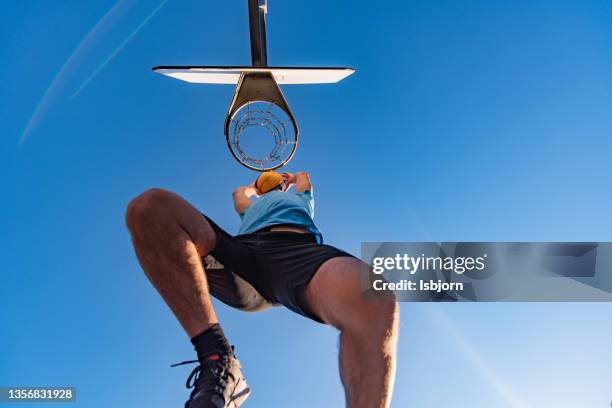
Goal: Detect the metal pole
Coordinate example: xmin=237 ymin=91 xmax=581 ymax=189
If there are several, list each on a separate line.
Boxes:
xmin=248 ymin=0 xmax=268 ymax=67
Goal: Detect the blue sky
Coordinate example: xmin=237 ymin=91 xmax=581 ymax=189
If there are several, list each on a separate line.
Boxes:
xmin=1 ymin=0 xmax=612 ymax=407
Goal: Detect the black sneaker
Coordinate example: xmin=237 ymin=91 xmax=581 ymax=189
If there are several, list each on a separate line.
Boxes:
xmin=172 ymin=349 xmax=250 ymax=408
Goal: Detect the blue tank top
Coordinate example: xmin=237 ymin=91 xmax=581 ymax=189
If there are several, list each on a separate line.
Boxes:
xmin=238 ymin=190 xmax=321 ymax=237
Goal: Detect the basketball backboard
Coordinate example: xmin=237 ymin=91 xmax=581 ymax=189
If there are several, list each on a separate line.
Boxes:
xmin=153 ymin=66 xmax=355 ymax=85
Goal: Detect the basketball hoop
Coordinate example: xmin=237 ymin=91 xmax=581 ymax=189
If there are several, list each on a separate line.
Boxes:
xmin=227 ymin=101 xmax=297 ymax=171
xmin=224 ymin=71 xmax=298 ymax=171
xmin=153 ymin=0 xmax=354 ymax=171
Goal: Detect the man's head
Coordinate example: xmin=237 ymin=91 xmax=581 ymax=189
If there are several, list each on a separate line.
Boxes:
xmin=255 ymin=171 xmax=286 ymax=194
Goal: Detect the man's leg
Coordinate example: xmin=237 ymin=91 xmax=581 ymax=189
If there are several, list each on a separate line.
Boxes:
xmin=126 ymin=188 xmax=252 ymax=407
xmin=125 ymin=188 xmax=219 ymax=337
xmin=302 ymin=257 xmax=399 ymax=408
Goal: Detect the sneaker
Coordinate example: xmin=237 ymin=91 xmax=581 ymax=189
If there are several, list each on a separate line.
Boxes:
xmin=172 ymin=349 xmax=250 ymax=408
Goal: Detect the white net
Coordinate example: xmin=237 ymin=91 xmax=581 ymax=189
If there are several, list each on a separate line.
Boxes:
xmin=227 ymin=101 xmax=297 ymax=171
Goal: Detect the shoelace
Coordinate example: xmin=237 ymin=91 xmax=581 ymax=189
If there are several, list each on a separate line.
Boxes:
xmin=171 ymin=354 xmax=231 ymax=401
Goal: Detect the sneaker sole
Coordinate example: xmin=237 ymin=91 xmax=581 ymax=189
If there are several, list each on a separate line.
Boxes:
xmin=228 ymin=378 xmax=250 ymax=408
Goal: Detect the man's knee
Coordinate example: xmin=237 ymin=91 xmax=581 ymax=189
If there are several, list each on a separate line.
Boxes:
xmin=125 ymin=188 xmax=177 ymax=233
xmin=126 ymin=188 xmax=216 ymax=255
xmin=352 ymin=298 xmax=399 ymax=339
xmin=340 ymin=259 xmax=399 ymax=335
xmin=308 ymin=257 xmax=399 ymax=333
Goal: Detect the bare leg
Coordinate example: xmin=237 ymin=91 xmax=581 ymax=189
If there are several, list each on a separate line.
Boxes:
xmin=302 ymin=257 xmax=399 ymax=408
xmin=125 ymin=188 xmax=218 ymax=337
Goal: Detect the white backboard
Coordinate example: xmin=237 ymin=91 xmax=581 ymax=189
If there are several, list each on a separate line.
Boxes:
xmin=152 ymin=66 xmax=355 ymax=85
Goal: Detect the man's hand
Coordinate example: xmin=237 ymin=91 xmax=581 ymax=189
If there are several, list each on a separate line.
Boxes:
xmin=282 ymin=171 xmax=312 ymax=193
xmin=282 ymin=172 xmax=296 ymax=188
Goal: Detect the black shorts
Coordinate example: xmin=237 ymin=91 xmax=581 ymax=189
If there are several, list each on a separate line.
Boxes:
xmin=202 ymin=215 xmax=354 ymax=323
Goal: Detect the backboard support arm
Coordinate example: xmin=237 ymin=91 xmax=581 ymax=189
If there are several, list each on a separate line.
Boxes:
xmin=248 ymin=0 xmax=268 ymax=67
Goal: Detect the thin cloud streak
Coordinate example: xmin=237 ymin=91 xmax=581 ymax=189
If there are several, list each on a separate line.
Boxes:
xmin=424 ymin=305 xmax=532 ymax=408
xmin=19 ymin=0 xmax=168 ymax=144
xmin=71 ymin=0 xmax=169 ymax=98
xmin=19 ymin=0 xmax=128 ymax=144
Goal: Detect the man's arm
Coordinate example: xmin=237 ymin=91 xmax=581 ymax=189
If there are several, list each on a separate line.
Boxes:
xmin=283 ymin=171 xmax=312 ymax=193
xmin=232 ymin=185 xmax=258 ymax=214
